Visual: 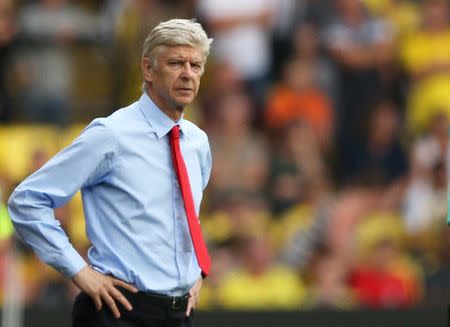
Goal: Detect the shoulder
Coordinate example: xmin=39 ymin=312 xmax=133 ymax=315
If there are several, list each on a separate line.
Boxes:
xmin=102 ymin=102 xmax=140 ymax=130
xmin=91 ymin=101 xmax=148 ymax=137
xmin=183 ymin=119 xmax=209 ymax=144
xmin=80 ymin=102 xmax=141 ymax=146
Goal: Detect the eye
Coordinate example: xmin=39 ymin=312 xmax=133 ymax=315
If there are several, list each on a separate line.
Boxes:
xmin=169 ymin=61 xmax=182 ymax=67
xmin=191 ymin=63 xmax=202 ymax=72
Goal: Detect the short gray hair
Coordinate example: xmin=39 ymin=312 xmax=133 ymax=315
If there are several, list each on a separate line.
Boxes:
xmin=142 ymin=18 xmax=212 ymax=68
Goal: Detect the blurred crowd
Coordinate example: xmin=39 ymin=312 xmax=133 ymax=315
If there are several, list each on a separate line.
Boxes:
xmin=0 ymin=0 xmax=449 ymax=311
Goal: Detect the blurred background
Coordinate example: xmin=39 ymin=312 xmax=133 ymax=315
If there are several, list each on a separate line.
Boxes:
xmin=0 ymin=0 xmax=449 ymax=326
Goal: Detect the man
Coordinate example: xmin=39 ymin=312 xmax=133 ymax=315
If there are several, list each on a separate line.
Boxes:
xmin=8 ymin=19 xmax=213 ymax=326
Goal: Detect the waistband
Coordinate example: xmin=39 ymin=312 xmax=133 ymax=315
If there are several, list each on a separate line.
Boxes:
xmin=122 ymin=289 xmax=189 ymax=312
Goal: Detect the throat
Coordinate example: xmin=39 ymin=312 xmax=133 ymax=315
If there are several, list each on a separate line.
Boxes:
xmin=145 ymin=89 xmax=184 ymax=122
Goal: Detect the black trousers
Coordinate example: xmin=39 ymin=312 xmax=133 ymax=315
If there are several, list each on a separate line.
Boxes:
xmin=72 ymin=289 xmax=194 ymax=327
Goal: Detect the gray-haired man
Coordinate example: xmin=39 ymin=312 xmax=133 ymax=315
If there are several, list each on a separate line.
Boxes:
xmin=8 ymin=19 xmax=213 ymax=326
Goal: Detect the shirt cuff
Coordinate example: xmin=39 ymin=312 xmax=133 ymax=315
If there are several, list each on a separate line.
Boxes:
xmin=57 ymin=245 xmax=88 ymax=278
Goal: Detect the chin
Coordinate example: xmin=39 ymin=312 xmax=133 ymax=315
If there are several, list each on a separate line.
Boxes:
xmin=175 ymin=97 xmax=193 ymax=108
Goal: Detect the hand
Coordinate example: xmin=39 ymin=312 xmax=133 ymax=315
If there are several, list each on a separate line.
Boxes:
xmin=72 ymin=265 xmax=138 ymax=318
xmin=186 ymin=277 xmax=203 ymax=317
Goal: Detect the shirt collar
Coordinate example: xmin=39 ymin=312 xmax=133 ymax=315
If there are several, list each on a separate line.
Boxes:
xmin=138 ymin=92 xmax=189 ymax=140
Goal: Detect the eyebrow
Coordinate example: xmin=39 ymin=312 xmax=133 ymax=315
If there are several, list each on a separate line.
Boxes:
xmin=166 ymin=56 xmax=202 ymax=63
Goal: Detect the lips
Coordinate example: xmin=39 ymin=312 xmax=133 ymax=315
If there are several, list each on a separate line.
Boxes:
xmin=176 ymin=88 xmax=194 ymax=96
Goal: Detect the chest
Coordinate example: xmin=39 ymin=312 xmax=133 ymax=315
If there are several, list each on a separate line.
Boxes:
xmin=113 ymin=131 xmax=203 ymax=203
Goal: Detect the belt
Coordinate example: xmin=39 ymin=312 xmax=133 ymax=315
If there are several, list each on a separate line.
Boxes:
xmin=123 ymin=289 xmax=189 ymax=312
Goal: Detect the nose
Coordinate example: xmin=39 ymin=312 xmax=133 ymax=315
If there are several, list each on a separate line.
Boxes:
xmin=180 ymin=62 xmax=195 ymax=80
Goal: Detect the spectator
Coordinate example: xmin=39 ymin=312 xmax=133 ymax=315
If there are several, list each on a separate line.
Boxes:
xmin=349 ymin=213 xmax=422 ymax=308
xmin=400 ymin=0 xmax=450 ymax=133
xmin=205 ymin=193 xmax=271 ymax=243
xmin=199 ymin=60 xmax=245 ymax=129
xmin=15 ymin=0 xmax=98 ymax=125
xmin=306 ymin=248 xmax=356 ymax=309
xmin=217 ymin=233 xmax=307 ymax=310
xmin=265 ymin=57 xmax=334 ymax=149
xmin=207 ymin=91 xmax=269 ymax=209
xmin=0 ymin=0 xmax=449 ymax=312
xmin=324 ymin=0 xmax=394 ymax=149
xmin=340 ymin=99 xmax=408 ymax=185
xmin=403 ymin=113 xmax=448 ymax=233
xmin=291 ymin=23 xmax=336 ymax=102
xmin=197 ymin=241 xmax=237 ymax=310
xmin=197 ymin=0 xmax=274 ymax=110
xmin=268 ymin=120 xmax=328 ymax=215
xmin=269 ymin=0 xmax=314 ymax=79
xmin=279 ymin=198 xmax=333 ymax=269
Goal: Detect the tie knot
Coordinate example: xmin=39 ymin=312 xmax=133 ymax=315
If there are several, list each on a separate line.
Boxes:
xmin=170 ymin=125 xmax=180 ymax=140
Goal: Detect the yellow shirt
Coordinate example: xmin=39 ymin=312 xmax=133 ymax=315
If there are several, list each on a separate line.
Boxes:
xmin=401 ymin=30 xmax=450 ymax=133
xmin=217 ymin=266 xmax=306 ymax=310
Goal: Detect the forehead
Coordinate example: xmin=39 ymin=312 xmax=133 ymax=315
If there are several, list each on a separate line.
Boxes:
xmin=160 ymin=45 xmax=203 ymax=61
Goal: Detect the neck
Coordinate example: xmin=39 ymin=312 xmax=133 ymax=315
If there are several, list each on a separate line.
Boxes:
xmin=145 ymin=88 xmax=183 ymax=122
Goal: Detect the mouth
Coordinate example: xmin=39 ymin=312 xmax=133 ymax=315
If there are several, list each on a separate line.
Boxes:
xmin=176 ymin=87 xmax=193 ymax=92
xmin=176 ymin=88 xmax=194 ymax=96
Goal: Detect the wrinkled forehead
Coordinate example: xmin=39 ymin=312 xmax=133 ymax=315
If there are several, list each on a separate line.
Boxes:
xmin=158 ymin=45 xmax=204 ymax=62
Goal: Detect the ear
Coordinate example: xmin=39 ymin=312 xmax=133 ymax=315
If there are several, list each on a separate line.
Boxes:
xmin=142 ymin=57 xmax=153 ymax=83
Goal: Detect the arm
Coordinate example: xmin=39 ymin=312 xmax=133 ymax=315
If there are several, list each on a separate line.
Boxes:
xmin=8 ymin=120 xmax=137 ymax=317
xmin=8 ymin=119 xmax=116 ymax=276
xmin=326 ymin=20 xmax=394 ymax=70
xmin=328 ymin=43 xmax=376 ymax=69
xmin=328 ymin=39 xmax=395 ymax=70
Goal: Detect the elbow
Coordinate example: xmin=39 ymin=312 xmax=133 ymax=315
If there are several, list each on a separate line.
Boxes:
xmin=7 ymin=186 xmax=29 ymax=225
xmin=7 ymin=188 xmax=18 ymax=207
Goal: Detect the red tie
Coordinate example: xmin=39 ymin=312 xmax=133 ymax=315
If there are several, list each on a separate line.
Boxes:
xmin=169 ymin=125 xmax=211 ymax=277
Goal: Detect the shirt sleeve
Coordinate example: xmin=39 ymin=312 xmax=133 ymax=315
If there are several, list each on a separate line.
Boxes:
xmin=7 ymin=119 xmax=117 ymax=277
xmin=201 ymin=134 xmax=212 ymax=191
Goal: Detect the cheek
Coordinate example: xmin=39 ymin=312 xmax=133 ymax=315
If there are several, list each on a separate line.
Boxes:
xmin=194 ymin=77 xmax=201 ymax=90
xmin=168 ymin=78 xmax=180 ymax=92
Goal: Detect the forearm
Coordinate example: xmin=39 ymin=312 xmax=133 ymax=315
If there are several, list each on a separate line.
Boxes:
xmin=330 ymin=39 xmax=395 ymax=68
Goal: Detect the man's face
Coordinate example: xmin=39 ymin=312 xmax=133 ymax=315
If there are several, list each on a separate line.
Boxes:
xmin=144 ymin=45 xmax=204 ymax=113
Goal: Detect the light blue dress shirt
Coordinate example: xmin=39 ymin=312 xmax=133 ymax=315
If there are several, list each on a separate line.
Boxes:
xmin=8 ymin=93 xmax=212 ymax=296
